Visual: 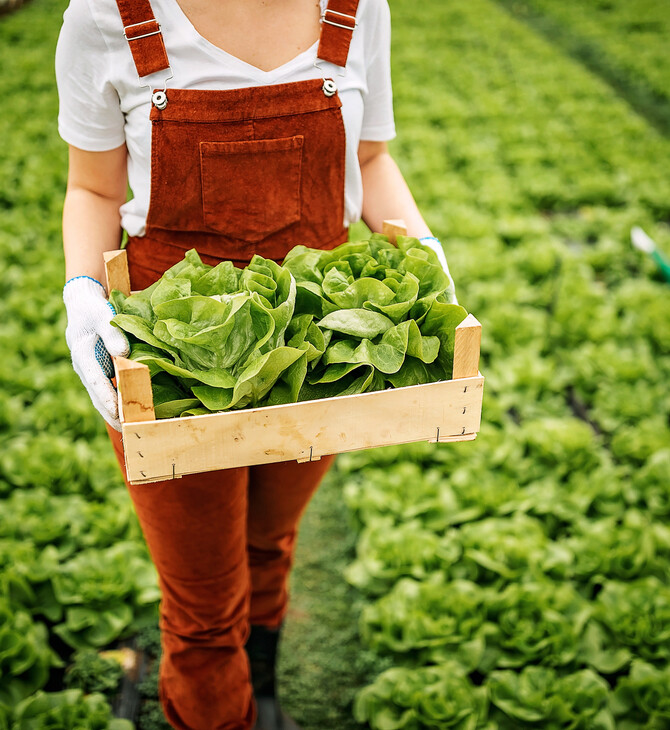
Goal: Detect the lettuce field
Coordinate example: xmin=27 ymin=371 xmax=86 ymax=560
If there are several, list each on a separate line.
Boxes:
xmin=1 ymin=0 xmax=670 ymax=728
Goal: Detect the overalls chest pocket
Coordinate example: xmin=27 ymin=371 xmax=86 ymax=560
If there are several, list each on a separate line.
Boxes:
xmin=144 ymin=84 xmax=346 ymax=259
xmin=200 ymin=135 xmax=304 ymax=242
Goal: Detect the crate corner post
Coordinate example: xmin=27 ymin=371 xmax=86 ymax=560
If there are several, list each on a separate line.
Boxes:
xmin=382 ymin=219 xmax=407 ymax=244
xmin=453 ymin=314 xmax=482 ymax=380
xmin=114 ymin=356 xmax=155 ymax=423
xmin=103 ymin=249 xmax=131 ymax=297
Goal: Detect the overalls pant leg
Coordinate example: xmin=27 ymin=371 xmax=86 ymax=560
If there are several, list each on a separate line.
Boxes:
xmin=109 ymin=428 xmax=335 ymax=729
xmin=247 ymin=456 xmax=336 ymax=628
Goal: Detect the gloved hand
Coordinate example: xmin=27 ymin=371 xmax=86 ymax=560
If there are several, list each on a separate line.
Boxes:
xmin=420 ymin=236 xmax=458 ymax=304
xmin=63 ymin=276 xmax=130 ymax=431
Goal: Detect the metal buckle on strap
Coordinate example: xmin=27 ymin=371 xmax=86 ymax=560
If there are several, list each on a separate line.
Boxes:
xmin=320 ymin=9 xmax=358 ymax=30
xmin=136 ymin=66 xmax=174 ymax=109
xmin=123 ymin=20 xmax=162 ymax=41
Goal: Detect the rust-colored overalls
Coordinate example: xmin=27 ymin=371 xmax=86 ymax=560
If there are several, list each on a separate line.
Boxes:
xmin=107 ymin=1 xmax=359 ymax=727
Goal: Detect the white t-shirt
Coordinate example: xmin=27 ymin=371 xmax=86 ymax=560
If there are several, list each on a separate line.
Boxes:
xmin=56 ymin=0 xmax=396 ymax=237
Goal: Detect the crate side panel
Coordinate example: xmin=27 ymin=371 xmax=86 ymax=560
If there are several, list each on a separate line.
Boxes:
xmin=122 ymin=376 xmax=483 ymax=483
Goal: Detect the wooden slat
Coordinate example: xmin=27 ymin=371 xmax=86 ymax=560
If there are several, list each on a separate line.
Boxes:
xmin=114 ymin=357 xmax=155 ymax=424
xmin=121 ymin=375 xmax=484 ymax=484
xmin=382 ymin=219 xmax=407 ymax=244
xmin=453 ymin=314 xmax=482 ymax=379
xmin=104 ymin=250 xmax=131 ymax=297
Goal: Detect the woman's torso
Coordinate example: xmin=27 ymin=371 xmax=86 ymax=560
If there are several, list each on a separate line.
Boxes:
xmin=56 ymin=0 xmax=396 ymax=237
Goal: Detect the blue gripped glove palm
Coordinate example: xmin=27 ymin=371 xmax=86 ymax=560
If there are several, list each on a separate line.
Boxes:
xmin=420 ymin=236 xmax=458 ymax=304
xmin=63 ymin=276 xmax=130 ymax=431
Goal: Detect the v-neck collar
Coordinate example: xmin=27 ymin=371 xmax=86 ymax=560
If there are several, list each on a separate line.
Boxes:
xmin=163 ymin=0 xmax=328 ymax=83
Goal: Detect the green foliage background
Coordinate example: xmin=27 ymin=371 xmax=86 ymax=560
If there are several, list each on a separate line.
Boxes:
xmin=1 ymin=0 xmax=669 ymax=727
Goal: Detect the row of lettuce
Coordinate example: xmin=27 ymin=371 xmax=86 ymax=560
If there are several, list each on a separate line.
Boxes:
xmin=0 ymin=0 xmax=162 ymax=727
xmin=341 ymin=0 xmax=670 ymax=727
xmin=0 ymin=148 xmax=161 ymax=724
xmin=496 ymin=0 xmax=670 ymax=121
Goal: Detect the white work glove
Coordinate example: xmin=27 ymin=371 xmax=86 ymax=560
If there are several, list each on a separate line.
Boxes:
xmin=420 ymin=236 xmax=458 ymax=304
xmin=63 ymin=276 xmax=130 ymax=431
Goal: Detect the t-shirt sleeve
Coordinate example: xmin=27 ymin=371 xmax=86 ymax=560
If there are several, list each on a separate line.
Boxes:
xmin=55 ymin=0 xmax=126 ymax=151
xmin=360 ymin=0 xmax=396 ymax=142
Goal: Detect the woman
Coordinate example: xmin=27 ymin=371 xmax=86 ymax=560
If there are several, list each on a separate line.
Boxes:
xmin=56 ymin=0 xmax=455 ymax=728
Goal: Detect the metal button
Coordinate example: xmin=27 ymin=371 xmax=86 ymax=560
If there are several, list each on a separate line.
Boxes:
xmin=152 ymin=90 xmax=168 ymax=110
xmin=322 ymin=79 xmax=337 ymax=97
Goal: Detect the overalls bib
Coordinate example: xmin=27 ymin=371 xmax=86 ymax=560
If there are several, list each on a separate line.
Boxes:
xmin=117 ymin=0 xmax=358 ymax=287
xmin=108 ymin=2 xmax=359 ymax=728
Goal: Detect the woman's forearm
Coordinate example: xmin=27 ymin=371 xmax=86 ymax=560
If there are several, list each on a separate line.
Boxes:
xmin=359 ymin=143 xmax=432 ymax=238
xmin=63 ymin=188 xmax=125 ymax=283
xmin=62 ymin=144 xmax=128 ymax=285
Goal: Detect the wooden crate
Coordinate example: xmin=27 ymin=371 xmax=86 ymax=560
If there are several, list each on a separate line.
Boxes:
xmin=105 ymin=222 xmax=484 ymax=485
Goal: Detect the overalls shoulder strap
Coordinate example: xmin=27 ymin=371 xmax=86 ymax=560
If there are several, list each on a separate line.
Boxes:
xmin=116 ymin=0 xmax=359 ymax=76
xmin=317 ymin=0 xmax=361 ymax=68
xmin=115 ymin=0 xmax=170 ymax=78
